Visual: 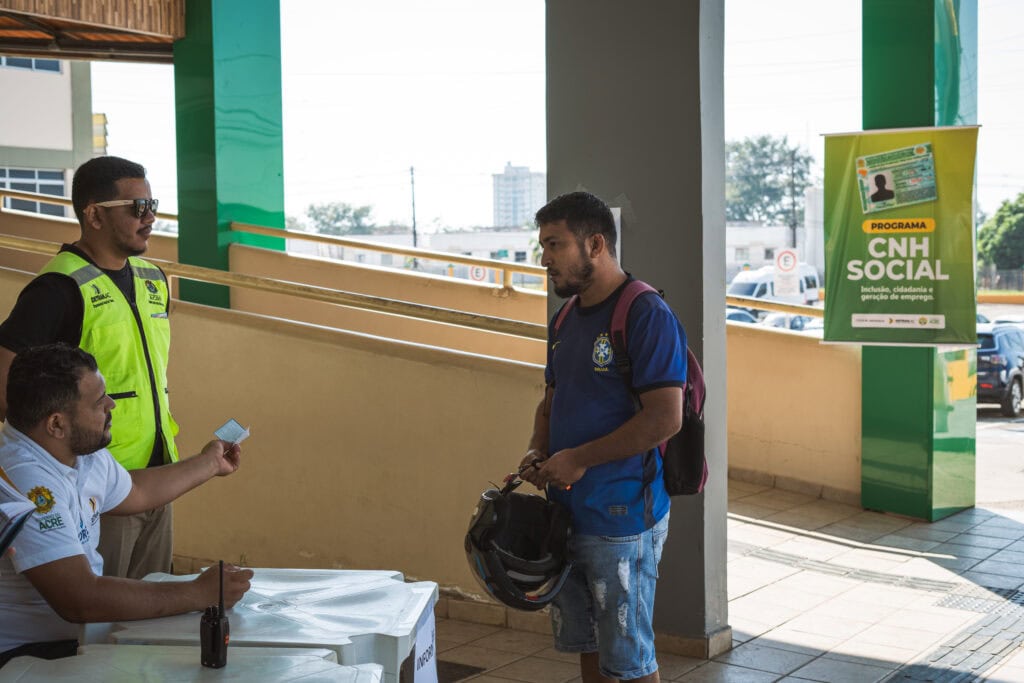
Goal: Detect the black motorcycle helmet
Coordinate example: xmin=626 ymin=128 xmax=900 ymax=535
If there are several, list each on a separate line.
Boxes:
xmin=464 ymin=476 xmax=573 ymax=611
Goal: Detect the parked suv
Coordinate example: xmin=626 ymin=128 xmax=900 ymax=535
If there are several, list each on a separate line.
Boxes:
xmin=977 ymin=323 xmax=1024 ymax=417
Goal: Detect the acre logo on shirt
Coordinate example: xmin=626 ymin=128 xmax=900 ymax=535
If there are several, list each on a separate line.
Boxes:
xmin=27 ymin=486 xmax=55 ymax=513
xmin=39 ymin=513 xmax=65 ymax=532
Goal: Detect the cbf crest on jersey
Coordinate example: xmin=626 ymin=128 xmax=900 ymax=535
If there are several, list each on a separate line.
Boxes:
xmin=592 ymin=332 xmax=613 ymax=370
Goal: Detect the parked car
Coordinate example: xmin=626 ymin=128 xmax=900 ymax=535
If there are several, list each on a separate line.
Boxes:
xmin=799 ymin=317 xmax=824 ymax=337
xmin=726 ymin=307 xmax=758 ymax=324
xmin=727 ymin=264 xmax=821 ymax=306
xmin=977 ymin=323 xmax=1024 ymax=417
xmin=759 ymin=312 xmax=815 ymax=331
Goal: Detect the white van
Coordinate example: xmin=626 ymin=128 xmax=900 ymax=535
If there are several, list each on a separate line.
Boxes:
xmin=727 ymin=264 xmax=820 ymax=306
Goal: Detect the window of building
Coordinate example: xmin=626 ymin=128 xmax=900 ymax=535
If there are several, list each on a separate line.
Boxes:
xmin=0 ymin=167 xmax=67 ymax=217
xmin=764 ymin=248 xmax=775 ymax=260
xmin=514 ymin=250 xmax=527 ymax=262
xmin=0 ymin=57 xmax=61 ymax=73
xmin=734 ymin=247 xmax=750 ymax=262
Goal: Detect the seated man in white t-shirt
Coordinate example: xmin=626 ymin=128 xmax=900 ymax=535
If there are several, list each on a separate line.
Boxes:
xmin=0 ymin=343 xmax=254 ymax=667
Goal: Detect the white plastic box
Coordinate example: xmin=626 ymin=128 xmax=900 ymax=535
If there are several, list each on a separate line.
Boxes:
xmin=0 ymin=645 xmax=383 ymax=682
xmin=108 ymin=569 xmax=438 ymax=683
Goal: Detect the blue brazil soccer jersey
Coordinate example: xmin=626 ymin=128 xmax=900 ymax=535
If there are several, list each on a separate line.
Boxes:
xmin=545 ymin=279 xmax=687 ymax=536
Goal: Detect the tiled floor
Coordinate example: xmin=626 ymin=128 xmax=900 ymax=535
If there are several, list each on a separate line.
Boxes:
xmin=435 ymin=417 xmax=1024 ymax=681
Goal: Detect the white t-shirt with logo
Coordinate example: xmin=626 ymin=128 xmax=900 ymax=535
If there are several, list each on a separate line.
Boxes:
xmin=0 ymin=423 xmax=131 ymax=653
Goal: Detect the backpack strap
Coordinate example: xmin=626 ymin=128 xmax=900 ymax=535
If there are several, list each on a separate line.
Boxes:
xmin=610 ymin=280 xmax=661 ymax=393
xmin=552 ymin=295 xmax=578 ymax=336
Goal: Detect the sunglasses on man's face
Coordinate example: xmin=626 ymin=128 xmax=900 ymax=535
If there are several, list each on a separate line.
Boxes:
xmin=93 ymin=198 xmax=159 ymax=219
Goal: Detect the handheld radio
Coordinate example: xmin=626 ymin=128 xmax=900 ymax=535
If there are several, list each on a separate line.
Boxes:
xmin=200 ymin=559 xmax=230 ymax=668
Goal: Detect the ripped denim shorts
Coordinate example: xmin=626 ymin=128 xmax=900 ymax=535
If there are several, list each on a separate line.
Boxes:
xmin=549 ymin=512 xmax=670 ymax=680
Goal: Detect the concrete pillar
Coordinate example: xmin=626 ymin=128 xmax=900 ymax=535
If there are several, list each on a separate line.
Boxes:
xmin=545 ymin=0 xmax=729 ymax=657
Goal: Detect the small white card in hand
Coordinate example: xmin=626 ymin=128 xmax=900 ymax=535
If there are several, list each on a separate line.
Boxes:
xmin=215 ymin=418 xmax=250 ymax=445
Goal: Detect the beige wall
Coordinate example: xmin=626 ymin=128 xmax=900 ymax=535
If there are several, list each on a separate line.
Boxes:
xmin=0 ymin=216 xmax=868 ymax=592
xmin=727 ymin=322 xmax=862 ymax=502
xmin=0 ymin=265 xmax=544 ymax=590
xmin=0 ymin=64 xmax=73 ymax=150
xmin=228 ymin=245 xmax=547 ymax=363
xmin=166 ymin=301 xmax=545 ymax=590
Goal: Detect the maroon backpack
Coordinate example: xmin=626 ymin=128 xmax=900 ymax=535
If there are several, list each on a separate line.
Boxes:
xmin=553 ymin=279 xmax=708 ymax=496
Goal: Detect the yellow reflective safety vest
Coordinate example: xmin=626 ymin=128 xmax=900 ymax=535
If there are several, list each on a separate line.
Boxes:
xmin=40 ymin=251 xmax=179 ymax=470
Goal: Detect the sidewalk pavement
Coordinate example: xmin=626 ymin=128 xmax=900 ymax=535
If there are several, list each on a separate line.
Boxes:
xmin=434 ymin=411 xmax=1024 ymax=682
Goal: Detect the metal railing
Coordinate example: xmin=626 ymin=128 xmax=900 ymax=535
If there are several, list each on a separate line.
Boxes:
xmin=0 ymin=188 xmax=823 ymax=331
xmin=0 ymin=232 xmax=546 ymax=340
xmin=0 ymin=189 xmax=546 ymax=291
xmin=230 ymin=221 xmax=546 ymax=290
xmin=726 ymin=295 xmax=823 ymax=317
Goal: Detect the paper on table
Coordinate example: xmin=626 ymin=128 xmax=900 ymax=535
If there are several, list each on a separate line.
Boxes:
xmin=214 ymin=419 xmax=250 ymax=445
xmin=0 ymin=468 xmax=35 ymax=555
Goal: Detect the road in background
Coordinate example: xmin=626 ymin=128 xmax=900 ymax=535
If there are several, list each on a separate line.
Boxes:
xmin=978 ymin=302 xmax=1024 ymax=323
xmin=975 ymin=303 xmax=1023 ymax=508
xmin=976 ymin=409 xmax=1024 ymax=509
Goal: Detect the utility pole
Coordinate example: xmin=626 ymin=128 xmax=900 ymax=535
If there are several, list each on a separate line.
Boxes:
xmin=410 ymin=165 xmax=419 ymax=269
xmin=410 ymin=166 xmax=418 ymax=248
xmin=788 ymin=149 xmax=798 ymax=249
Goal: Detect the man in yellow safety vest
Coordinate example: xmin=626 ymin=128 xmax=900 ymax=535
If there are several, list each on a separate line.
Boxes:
xmin=0 ymin=156 xmax=178 ymax=579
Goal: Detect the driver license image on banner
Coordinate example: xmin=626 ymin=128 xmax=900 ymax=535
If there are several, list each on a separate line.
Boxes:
xmin=856 ymin=142 xmax=937 ymax=215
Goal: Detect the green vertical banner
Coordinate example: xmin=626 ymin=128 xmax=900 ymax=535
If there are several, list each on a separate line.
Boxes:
xmin=824 ymin=125 xmax=978 ymax=345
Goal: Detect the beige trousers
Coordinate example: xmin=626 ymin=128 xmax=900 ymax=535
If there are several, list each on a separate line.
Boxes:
xmin=97 ymin=504 xmax=173 ymax=579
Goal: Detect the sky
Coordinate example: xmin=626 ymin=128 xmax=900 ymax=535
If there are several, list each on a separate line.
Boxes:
xmin=90 ymin=0 xmax=1023 ymax=229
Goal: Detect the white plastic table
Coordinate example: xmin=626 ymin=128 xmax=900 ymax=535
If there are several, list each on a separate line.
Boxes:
xmin=0 ymin=645 xmax=383 ymax=682
xmin=108 ymin=569 xmax=438 ymax=683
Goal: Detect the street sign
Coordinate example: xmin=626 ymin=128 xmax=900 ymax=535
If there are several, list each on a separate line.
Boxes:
xmin=774 ymin=248 xmax=800 ymax=297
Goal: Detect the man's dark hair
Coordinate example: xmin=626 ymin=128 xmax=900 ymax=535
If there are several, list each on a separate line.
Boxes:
xmin=6 ymin=344 xmax=98 ymax=432
xmin=71 ymin=156 xmax=147 ymax=224
xmin=535 ymin=191 xmax=618 ymax=257
xmin=874 ymin=174 xmax=887 ymax=188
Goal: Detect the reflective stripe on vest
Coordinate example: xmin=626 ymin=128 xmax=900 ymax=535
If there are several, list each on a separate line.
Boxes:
xmin=40 ymin=252 xmax=179 ymax=469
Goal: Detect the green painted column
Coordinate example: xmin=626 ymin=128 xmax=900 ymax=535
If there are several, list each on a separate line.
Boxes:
xmin=860 ymin=0 xmax=977 ymax=521
xmin=173 ymin=0 xmax=286 ymax=307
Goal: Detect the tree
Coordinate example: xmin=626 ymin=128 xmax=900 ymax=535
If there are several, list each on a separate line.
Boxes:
xmin=978 ymin=192 xmax=1024 ymax=270
xmin=726 ymin=135 xmax=814 ymax=247
xmin=306 ymin=202 xmax=376 ymax=236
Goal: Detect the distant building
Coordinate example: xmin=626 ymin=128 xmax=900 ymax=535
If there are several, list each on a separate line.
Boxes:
xmin=0 ymin=57 xmax=94 ymax=218
xmin=430 ymin=227 xmax=534 ymax=264
xmin=725 ymin=222 xmax=789 ymax=283
xmin=286 ymin=225 xmax=541 ymax=287
xmin=726 ymin=209 xmax=825 ymax=284
xmin=492 ymin=162 xmax=545 ymax=228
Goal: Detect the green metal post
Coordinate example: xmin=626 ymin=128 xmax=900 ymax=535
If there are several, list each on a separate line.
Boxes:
xmin=860 ymin=0 xmax=977 ymax=521
xmin=173 ymin=0 xmax=286 ymax=307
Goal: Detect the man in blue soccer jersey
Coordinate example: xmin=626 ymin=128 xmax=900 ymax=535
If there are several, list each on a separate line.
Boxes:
xmin=520 ymin=192 xmax=687 ymax=683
